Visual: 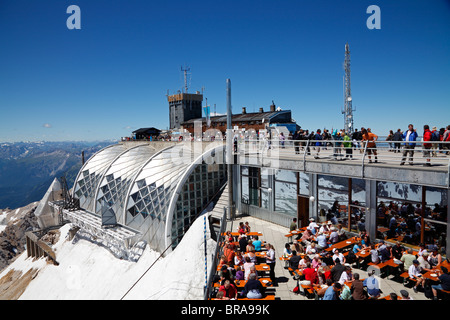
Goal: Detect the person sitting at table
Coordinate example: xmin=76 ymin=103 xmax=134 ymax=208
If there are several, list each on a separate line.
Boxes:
xmin=363 ymin=269 xmax=381 ymax=299
xmin=219 ymin=280 xmax=238 ymax=300
xmin=223 ymin=243 xmax=236 ymax=266
xmin=299 ymin=255 xmax=311 ymax=271
xmin=234 ymin=251 xmax=245 ymax=267
xmin=323 ymin=282 xmax=342 ymax=300
xmin=224 ymin=231 xmax=233 ymax=243
xmin=244 ymin=247 xmax=257 ymax=264
xmin=306 ymin=242 xmax=318 ymax=255
xmin=317 ymin=278 xmax=333 ymax=299
xmin=291 ymin=240 xmax=305 ymax=254
xmin=392 ymin=241 xmax=404 ymax=260
xmin=331 ymin=258 xmax=346 ymax=283
xmin=431 ymin=266 xmax=450 ymax=300
xmin=400 ymin=289 xmax=413 ymax=300
xmin=428 ymin=249 xmax=442 ymax=267
xmin=319 ymin=222 xmax=331 ymax=234
xmin=283 ymin=243 xmax=292 ymax=257
xmin=351 ymin=272 xmax=367 ymax=300
xmin=301 ymin=228 xmax=313 ymax=246
xmin=289 ymin=250 xmax=301 ymax=271
xmin=332 ymin=249 xmax=346 ymax=265
xmin=329 ymin=227 xmax=340 ymax=244
xmin=218 ymin=265 xmax=235 ymax=286
xmin=244 ymin=221 xmax=251 ymax=234
xmin=243 ymin=256 xmax=255 ymax=280
xmin=379 ymin=243 xmax=392 ymax=263
xmin=316 ymin=231 xmax=328 ymax=250
xmin=238 ymin=234 xmax=248 ymax=253
xmin=246 ymin=239 xmax=255 ymax=253
xmin=338 ymin=265 xmax=353 ymax=286
xmin=214 ymin=290 xmax=229 ymax=300
xmin=322 ymin=251 xmax=334 ymax=266
xmin=418 ymin=251 xmax=432 ymax=272
xmin=400 ymin=248 xmax=417 ymax=272
xmin=240 ymin=273 xmax=265 ymax=299
xmin=408 ymin=259 xmax=425 ymax=293
xmin=311 ymin=254 xmax=322 ymax=269
xmin=369 ymin=244 xmax=380 ymax=264
xmin=237 ymin=222 xmax=246 ymax=235
xmin=299 ymin=262 xmax=319 ymax=295
xmin=336 ymin=224 xmax=347 ymax=241
xmin=252 ymin=235 xmax=262 ymax=252
xmin=235 ymin=265 xmax=245 ymax=281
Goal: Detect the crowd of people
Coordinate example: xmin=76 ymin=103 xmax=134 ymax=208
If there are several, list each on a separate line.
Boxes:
xmin=284 ymin=215 xmax=450 ymax=300
xmin=213 ymin=221 xmax=277 ymax=300
xmin=288 ymin=124 xmax=450 ymax=165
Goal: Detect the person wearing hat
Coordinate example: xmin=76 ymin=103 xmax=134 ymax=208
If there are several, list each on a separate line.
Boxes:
xmin=408 ymin=259 xmax=425 ymax=293
xmin=400 ymin=289 xmax=413 ymax=300
xmin=316 ymin=231 xmax=328 ymax=250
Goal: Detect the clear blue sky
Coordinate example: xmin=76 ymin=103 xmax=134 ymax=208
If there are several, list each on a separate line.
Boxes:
xmin=0 ymin=0 xmax=449 ymax=142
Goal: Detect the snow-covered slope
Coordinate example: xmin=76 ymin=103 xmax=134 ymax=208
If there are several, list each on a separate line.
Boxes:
xmin=0 ymin=214 xmax=216 ymax=300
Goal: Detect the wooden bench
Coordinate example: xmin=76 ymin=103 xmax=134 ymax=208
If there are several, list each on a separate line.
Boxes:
xmin=400 ymin=271 xmax=417 ymax=286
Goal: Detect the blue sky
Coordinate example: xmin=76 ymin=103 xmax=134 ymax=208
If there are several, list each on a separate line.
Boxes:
xmin=0 ymin=0 xmax=449 ymax=142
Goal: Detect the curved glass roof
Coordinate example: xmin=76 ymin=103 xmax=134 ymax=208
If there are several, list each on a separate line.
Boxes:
xmin=72 ymin=142 xmax=227 ymax=253
xmin=94 ymin=144 xmax=157 ymax=226
xmin=124 ymin=144 xmax=193 ymax=252
xmin=73 ymin=144 xmax=127 ymax=211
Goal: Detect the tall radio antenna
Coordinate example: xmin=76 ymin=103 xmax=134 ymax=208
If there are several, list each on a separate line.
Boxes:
xmin=342 ymin=43 xmax=356 ymax=133
xmin=181 ymin=65 xmax=191 ymax=93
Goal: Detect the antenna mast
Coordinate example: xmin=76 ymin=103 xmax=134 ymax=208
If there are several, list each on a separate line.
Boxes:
xmin=181 ymin=65 xmax=191 ymax=93
xmin=342 ymin=43 xmax=355 ymax=133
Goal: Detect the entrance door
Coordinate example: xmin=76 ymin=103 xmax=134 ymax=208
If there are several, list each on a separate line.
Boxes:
xmin=297 ymin=195 xmax=310 ymax=228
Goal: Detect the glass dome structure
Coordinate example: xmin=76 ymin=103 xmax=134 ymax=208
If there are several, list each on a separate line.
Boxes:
xmin=72 ymin=142 xmax=227 ymax=253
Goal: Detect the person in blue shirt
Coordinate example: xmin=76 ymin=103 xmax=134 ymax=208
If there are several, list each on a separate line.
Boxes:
xmin=401 ymin=124 xmax=418 ymax=165
xmin=323 ymin=282 xmax=342 ymax=300
xmin=252 ymin=236 xmax=262 ymax=252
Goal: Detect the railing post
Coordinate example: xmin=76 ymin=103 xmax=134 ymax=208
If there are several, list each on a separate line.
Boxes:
xmin=303 ymin=140 xmax=310 ymax=171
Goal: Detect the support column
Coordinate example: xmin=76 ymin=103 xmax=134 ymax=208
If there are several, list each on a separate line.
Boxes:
xmin=365 ymin=179 xmax=377 ymax=243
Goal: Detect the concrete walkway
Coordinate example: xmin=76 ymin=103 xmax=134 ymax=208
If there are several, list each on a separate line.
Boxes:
xmin=227 ymin=215 xmax=429 ymax=300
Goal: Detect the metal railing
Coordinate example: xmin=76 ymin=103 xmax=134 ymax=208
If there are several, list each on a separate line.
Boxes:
xmin=203 ymin=206 xmax=228 ymax=300
xmin=236 ymin=139 xmax=450 ymax=169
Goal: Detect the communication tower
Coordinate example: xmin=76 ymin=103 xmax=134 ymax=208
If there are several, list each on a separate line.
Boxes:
xmin=342 ymin=43 xmax=356 ymax=133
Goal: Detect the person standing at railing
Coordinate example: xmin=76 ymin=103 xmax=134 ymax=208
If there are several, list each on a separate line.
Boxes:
xmin=392 ymin=129 xmax=403 ymax=153
xmin=343 ymin=132 xmax=353 ymax=159
xmin=313 ymin=129 xmax=323 ymax=159
xmin=400 ymin=124 xmax=418 ymax=165
xmin=423 ymin=125 xmax=432 ymax=167
xmin=361 ymin=128 xmax=378 ymax=163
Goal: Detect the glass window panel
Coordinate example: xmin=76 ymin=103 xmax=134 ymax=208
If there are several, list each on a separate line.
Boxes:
xmin=274 ymin=181 xmax=297 ymax=216
xmin=261 ymin=189 xmax=269 ymax=209
xmin=275 ymin=169 xmax=296 ymax=183
xmin=299 ymin=172 xmax=309 ymax=196
xmin=241 ymin=176 xmax=249 ymax=204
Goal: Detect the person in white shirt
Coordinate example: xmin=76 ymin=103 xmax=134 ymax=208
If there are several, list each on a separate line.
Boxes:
xmin=332 ymin=249 xmax=346 ymax=265
xmin=338 ymin=265 xmax=353 ymax=285
xmin=316 ymin=232 xmax=328 ymax=250
xmin=408 ymin=260 xmax=424 ymax=292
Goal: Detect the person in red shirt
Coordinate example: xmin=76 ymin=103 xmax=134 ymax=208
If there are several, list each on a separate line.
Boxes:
xmin=423 ymin=125 xmax=432 ymax=167
xmin=299 ymin=262 xmax=318 ymax=295
xmin=218 ymin=280 xmax=238 ymax=299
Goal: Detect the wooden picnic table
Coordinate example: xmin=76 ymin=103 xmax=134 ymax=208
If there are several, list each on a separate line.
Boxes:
xmin=326 ymin=237 xmax=360 ymax=251
xmin=230 ymin=232 xmax=263 ymax=237
xmin=213 ymin=277 xmax=273 ymax=288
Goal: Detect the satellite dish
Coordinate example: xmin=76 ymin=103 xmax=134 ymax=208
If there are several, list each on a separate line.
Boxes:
xmin=347 ymin=97 xmax=352 ymax=102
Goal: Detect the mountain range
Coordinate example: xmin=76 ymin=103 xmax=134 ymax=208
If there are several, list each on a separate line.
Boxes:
xmin=0 ymin=141 xmax=114 ymax=210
